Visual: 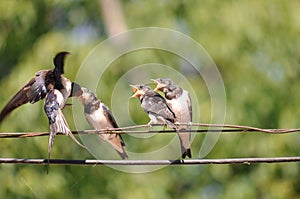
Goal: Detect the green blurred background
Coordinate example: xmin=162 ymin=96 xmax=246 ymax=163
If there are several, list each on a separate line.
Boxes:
xmin=0 ymin=0 xmax=300 ymax=198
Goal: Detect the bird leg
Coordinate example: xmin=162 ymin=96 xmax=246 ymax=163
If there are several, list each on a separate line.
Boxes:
xmin=147 ymin=121 xmax=153 ymax=132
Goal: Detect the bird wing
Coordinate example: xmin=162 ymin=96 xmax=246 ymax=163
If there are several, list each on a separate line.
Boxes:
xmin=44 ymin=90 xmax=59 ymax=124
xmin=53 ymin=51 xmax=69 ymax=75
xmin=0 ymin=71 xmax=48 ymax=123
xmin=102 ymin=103 xmax=126 ymax=147
xmin=44 ymin=90 xmax=59 ymax=166
xmin=45 ymin=90 xmax=86 ymax=163
xmin=29 ymin=71 xmax=48 ymax=104
xmin=53 ymin=51 xmax=69 ymax=90
xmin=102 ymin=103 xmax=119 ymax=128
xmin=141 ymin=94 xmax=175 ymax=121
xmin=187 ymin=93 xmax=192 ymax=121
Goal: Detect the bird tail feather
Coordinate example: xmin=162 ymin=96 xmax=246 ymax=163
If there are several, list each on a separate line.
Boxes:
xmin=178 ymin=131 xmax=192 ymax=159
xmin=99 ymin=134 xmax=128 ymax=159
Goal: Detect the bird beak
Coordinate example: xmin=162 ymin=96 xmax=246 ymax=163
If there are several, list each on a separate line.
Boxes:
xmin=151 ymin=79 xmax=162 ymax=92
xmin=130 ymin=85 xmax=138 ymax=93
xmin=131 ymin=92 xmax=139 ymax=98
xmin=150 ymin=79 xmax=158 ymax=83
xmin=130 ymin=85 xmax=140 ymax=98
xmin=71 ymin=82 xmax=83 ymax=97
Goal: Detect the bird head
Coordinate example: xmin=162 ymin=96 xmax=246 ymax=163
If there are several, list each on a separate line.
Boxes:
xmin=34 ymin=70 xmax=48 ymax=77
xmin=151 ymin=78 xmax=173 ymax=92
xmin=78 ymin=87 xmax=97 ymax=104
xmin=71 ymin=82 xmax=83 ymax=97
xmin=130 ymin=84 xmax=151 ymax=99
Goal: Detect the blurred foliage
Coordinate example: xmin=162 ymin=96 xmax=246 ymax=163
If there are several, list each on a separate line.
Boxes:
xmin=0 ymin=0 xmax=300 ymax=198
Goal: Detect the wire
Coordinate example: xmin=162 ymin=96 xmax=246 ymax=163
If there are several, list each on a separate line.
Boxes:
xmin=1 ymin=157 xmax=300 ymax=165
xmin=0 ymin=123 xmax=299 ymax=166
xmin=0 ymin=123 xmax=300 ymax=138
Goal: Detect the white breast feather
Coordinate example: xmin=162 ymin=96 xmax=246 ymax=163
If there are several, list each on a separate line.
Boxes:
xmin=85 ymin=103 xmax=113 ymax=129
xmin=61 ymin=77 xmax=72 ymax=101
xmin=167 ymin=90 xmax=191 ymax=123
xmin=54 ymin=90 xmax=65 ymax=108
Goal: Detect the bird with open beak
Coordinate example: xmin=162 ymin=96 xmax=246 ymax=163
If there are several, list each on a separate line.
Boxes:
xmin=152 ymin=78 xmax=192 ymax=158
xmin=130 ymin=84 xmax=177 ymax=129
xmin=0 ymin=52 xmax=87 ymax=165
xmin=78 ymin=87 xmax=128 ymax=159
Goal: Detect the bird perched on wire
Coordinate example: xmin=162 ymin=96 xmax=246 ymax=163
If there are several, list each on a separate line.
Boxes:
xmin=44 ymin=83 xmax=86 ymax=167
xmin=130 ymin=84 xmax=176 ymax=129
xmin=77 ymin=87 xmax=128 ymax=159
xmin=152 ymin=78 xmax=192 ymax=158
xmin=0 ymin=52 xmax=87 ymax=164
xmin=0 ymin=52 xmax=72 ymax=121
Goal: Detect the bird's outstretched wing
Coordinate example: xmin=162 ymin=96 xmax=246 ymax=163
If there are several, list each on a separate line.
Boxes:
xmin=53 ymin=51 xmax=69 ymax=75
xmin=29 ymin=70 xmax=48 ymax=103
xmin=53 ymin=52 xmax=69 ymax=91
xmin=0 ymin=70 xmax=48 ymax=123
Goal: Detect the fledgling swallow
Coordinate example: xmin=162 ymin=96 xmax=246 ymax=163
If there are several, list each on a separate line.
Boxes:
xmin=78 ymin=87 xmax=128 ymax=159
xmin=44 ymin=85 xmax=86 ymax=165
xmin=152 ymin=78 xmax=192 ymax=158
xmin=130 ymin=84 xmax=177 ymax=129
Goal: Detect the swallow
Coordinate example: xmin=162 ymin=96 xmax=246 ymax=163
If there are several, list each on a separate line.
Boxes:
xmin=0 ymin=51 xmax=71 ymax=123
xmin=78 ymin=87 xmax=128 ymax=159
xmin=45 ymin=83 xmax=86 ymax=166
xmin=152 ymin=78 xmax=192 ymax=158
xmin=0 ymin=52 xmax=87 ymax=164
xmin=130 ymin=84 xmax=177 ymax=129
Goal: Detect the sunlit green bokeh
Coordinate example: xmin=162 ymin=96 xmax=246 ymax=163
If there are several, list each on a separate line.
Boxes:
xmin=0 ymin=1 xmax=300 ymax=198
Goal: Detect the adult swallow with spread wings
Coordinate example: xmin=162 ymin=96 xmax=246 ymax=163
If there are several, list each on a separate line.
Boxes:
xmin=0 ymin=52 xmax=69 ymax=122
xmin=78 ymin=87 xmax=128 ymax=159
xmin=0 ymin=52 xmax=86 ymax=163
xmin=130 ymin=84 xmax=177 ymax=130
xmin=152 ymin=78 xmax=192 ymax=158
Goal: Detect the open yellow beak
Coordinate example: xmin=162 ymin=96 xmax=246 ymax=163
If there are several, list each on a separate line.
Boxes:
xmin=150 ymin=79 xmax=158 ymax=84
xmin=151 ymin=79 xmax=158 ymax=91
xmin=130 ymin=85 xmax=139 ymax=98
xmin=151 ymin=79 xmax=162 ymax=92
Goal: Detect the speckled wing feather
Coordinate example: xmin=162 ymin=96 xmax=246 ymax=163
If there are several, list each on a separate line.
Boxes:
xmin=0 ymin=71 xmax=48 ymax=123
xmin=141 ymin=94 xmax=175 ymax=121
xmin=44 ymin=89 xmax=86 ymax=166
xmin=44 ymin=90 xmax=60 ymax=165
xmin=44 ymin=90 xmax=59 ymax=125
xmin=29 ymin=71 xmax=48 ymax=104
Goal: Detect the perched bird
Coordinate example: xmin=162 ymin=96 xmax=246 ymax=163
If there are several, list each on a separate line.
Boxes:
xmin=152 ymin=78 xmax=192 ymax=158
xmin=0 ymin=52 xmax=86 ymax=163
xmin=130 ymin=84 xmax=176 ymax=129
xmin=44 ymin=85 xmax=85 ymax=164
xmin=44 ymin=83 xmax=86 ymax=166
xmin=0 ymin=52 xmax=71 ymax=122
xmin=78 ymin=87 xmax=128 ymax=159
